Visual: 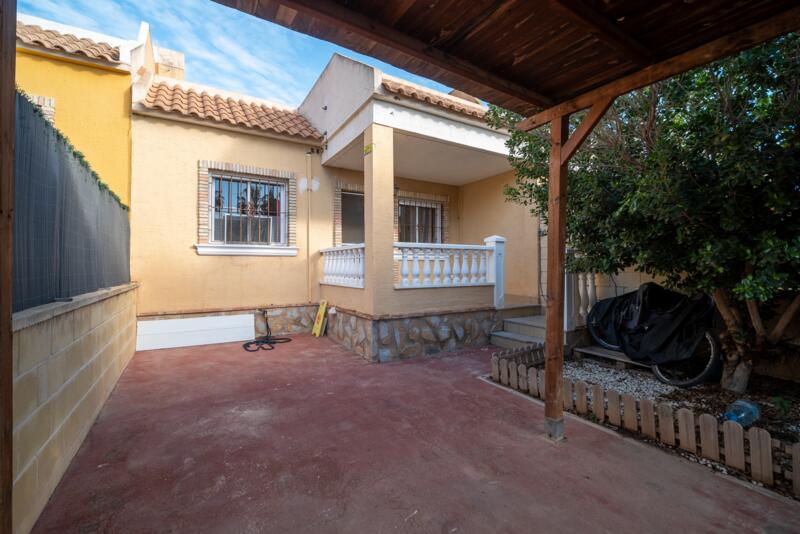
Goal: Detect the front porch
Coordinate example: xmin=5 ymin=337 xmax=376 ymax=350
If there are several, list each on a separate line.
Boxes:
xmin=314 ymin=117 xmax=542 ymax=361
xmin=300 ymin=80 xmax=602 ymax=362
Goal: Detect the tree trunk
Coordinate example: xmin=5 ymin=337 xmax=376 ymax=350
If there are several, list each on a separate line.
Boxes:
xmin=714 ymin=288 xmax=752 ymax=393
xmin=720 ymin=349 xmax=752 ymax=394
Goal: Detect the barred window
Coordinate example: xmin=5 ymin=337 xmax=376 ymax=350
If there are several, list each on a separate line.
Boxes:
xmin=211 ymin=174 xmax=287 ymax=245
xmin=398 ymin=198 xmax=443 ymax=243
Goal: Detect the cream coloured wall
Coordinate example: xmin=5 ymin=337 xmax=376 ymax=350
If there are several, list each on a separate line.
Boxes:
xmin=131 ymin=114 xmax=335 ymax=315
xmin=332 ymin=173 xmax=462 ymax=243
xmin=395 ymin=176 xmax=461 ymax=243
xmin=132 ymin=116 xmax=511 ymax=317
xmin=459 ymin=170 xmax=539 ymax=301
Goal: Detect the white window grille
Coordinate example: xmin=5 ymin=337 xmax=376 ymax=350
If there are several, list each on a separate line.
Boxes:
xmin=398 ymin=198 xmax=443 ymax=243
xmin=210 ymin=174 xmax=287 ymax=245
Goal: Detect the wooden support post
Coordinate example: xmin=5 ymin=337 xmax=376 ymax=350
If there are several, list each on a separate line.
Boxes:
xmin=543 ymin=97 xmax=615 ymax=441
xmin=544 ymin=114 xmax=568 ymax=441
xmin=0 ymin=1 xmax=14 ymax=531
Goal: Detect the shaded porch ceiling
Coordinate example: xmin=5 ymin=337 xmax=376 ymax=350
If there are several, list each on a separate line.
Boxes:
xmin=325 ymin=130 xmax=511 ymax=185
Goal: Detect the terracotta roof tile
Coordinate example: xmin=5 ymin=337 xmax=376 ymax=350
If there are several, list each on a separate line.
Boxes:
xmin=142 ymin=82 xmax=322 ymax=141
xmin=16 ymin=22 xmax=120 ymax=63
xmin=382 ymin=78 xmax=486 ymax=119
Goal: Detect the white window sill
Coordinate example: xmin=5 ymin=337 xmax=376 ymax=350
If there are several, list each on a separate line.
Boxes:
xmin=195 ymin=244 xmax=298 ymax=257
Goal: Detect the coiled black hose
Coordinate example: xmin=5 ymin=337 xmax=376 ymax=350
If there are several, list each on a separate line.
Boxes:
xmin=242 ymin=312 xmax=292 ymax=351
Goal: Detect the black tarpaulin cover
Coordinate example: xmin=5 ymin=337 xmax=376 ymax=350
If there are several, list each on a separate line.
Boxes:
xmin=589 ymin=282 xmax=714 ymax=364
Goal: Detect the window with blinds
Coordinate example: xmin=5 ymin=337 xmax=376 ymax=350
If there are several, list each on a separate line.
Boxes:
xmin=211 ymin=175 xmax=287 ymax=245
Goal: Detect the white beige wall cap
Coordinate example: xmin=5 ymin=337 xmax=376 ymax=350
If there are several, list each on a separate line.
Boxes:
xmin=12 ymin=282 xmax=139 ymax=332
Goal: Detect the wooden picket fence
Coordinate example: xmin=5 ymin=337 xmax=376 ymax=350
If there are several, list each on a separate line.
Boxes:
xmin=490 ymin=347 xmax=800 ymax=499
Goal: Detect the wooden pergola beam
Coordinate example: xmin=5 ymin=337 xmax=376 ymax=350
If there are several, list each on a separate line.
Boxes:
xmin=547 ymin=0 xmax=654 ymax=66
xmin=517 ymin=6 xmax=800 ymax=131
xmin=0 ymin=0 xmax=14 ymax=531
xmin=560 ymin=96 xmax=614 ymax=165
xmin=262 ymin=0 xmax=554 ymax=107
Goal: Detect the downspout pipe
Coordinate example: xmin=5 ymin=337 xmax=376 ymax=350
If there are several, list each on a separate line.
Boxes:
xmin=305 ymin=150 xmax=312 ymax=303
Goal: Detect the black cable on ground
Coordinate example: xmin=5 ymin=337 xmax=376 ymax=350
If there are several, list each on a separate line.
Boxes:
xmin=243 ymin=312 xmax=292 ymax=351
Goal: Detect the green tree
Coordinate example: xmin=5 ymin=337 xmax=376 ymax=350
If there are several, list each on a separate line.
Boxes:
xmin=488 ymin=34 xmax=800 ymax=393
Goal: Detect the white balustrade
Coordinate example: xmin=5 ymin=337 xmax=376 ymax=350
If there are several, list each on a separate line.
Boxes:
xmin=394 ymin=236 xmax=506 ymax=308
xmin=320 ymin=237 xmax=507 ymax=309
xmin=564 ymin=270 xmax=598 ymax=330
xmin=320 ymin=244 xmax=365 ymax=288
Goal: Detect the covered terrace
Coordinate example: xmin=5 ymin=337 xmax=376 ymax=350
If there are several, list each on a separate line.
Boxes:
xmin=211 ymin=0 xmax=800 ymax=440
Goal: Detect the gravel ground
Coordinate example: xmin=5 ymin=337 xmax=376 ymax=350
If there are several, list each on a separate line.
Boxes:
xmin=564 ymin=356 xmax=800 ymax=442
xmin=564 ymin=358 xmax=676 ymax=398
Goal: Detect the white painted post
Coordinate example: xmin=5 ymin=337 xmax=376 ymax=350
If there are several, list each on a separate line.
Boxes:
xmin=587 ymin=273 xmax=597 ymax=314
xmin=412 ymin=248 xmax=421 ymax=287
xmin=423 ymin=249 xmax=432 ymax=286
xmin=470 ymin=251 xmax=478 ymax=284
xmin=460 ymin=251 xmax=470 ymax=285
xmin=401 ymin=247 xmax=410 ymax=287
xmin=443 ymin=250 xmax=452 ymax=286
xmin=564 ymin=271 xmax=577 ymax=331
xmin=484 ymin=235 xmax=506 ymax=309
xmin=578 ymin=272 xmax=589 ymax=326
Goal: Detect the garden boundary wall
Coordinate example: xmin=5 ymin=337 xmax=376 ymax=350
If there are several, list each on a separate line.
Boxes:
xmin=12 ymin=283 xmax=138 ymax=533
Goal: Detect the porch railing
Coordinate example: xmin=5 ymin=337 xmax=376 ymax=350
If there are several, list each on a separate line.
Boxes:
xmin=320 ymin=244 xmax=365 ymax=288
xmin=320 ymin=237 xmax=507 ymax=308
xmin=564 ymin=271 xmax=597 ymax=330
xmin=394 ymin=236 xmax=506 ymax=307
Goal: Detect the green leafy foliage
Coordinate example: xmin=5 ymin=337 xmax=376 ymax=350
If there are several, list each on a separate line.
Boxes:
xmin=16 ymin=87 xmax=129 ymax=210
xmin=772 ymin=396 xmax=792 ymax=417
xmin=487 ymin=34 xmax=800 ymax=306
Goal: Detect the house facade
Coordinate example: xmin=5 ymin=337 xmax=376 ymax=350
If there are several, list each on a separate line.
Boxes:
xmin=15 ymin=15 xmax=609 ymax=363
xmin=126 ymin=29 xmax=548 ymax=359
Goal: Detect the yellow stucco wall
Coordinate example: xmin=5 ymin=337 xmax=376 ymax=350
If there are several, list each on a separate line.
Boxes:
xmin=131 ymin=115 xmax=339 ymax=315
xmin=15 ymin=50 xmax=132 ymax=205
xmin=459 ymin=170 xmax=540 ymax=301
xmin=132 ymin=116 xmax=517 ymax=316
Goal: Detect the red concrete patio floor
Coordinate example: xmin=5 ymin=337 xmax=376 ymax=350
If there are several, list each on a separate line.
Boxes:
xmin=34 ymin=335 xmax=800 ymax=533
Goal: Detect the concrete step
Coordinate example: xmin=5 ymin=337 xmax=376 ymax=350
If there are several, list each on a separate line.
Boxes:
xmin=504 ymin=315 xmax=546 ymax=338
xmin=497 ymin=304 xmax=542 ymax=320
xmin=490 ymin=330 xmax=544 ymax=349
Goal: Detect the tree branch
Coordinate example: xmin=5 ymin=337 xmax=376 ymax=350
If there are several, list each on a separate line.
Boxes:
xmin=714 ymin=288 xmax=742 ymax=332
xmin=746 ymin=299 xmax=767 ymax=345
xmin=768 ymin=293 xmax=800 ymax=343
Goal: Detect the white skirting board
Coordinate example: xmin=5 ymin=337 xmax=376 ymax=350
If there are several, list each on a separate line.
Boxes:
xmin=136 ymin=314 xmax=255 ymax=351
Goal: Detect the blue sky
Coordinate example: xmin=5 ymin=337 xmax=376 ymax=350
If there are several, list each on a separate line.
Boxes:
xmin=20 ymin=0 xmax=452 ymax=107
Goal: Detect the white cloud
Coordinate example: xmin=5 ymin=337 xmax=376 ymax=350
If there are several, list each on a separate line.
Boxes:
xmin=22 ymin=0 xmax=101 ymax=31
xmin=19 ymin=0 xmax=451 ymax=106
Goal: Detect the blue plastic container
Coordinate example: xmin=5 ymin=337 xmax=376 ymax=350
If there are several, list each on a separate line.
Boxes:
xmin=723 ymin=400 xmax=760 ymax=427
